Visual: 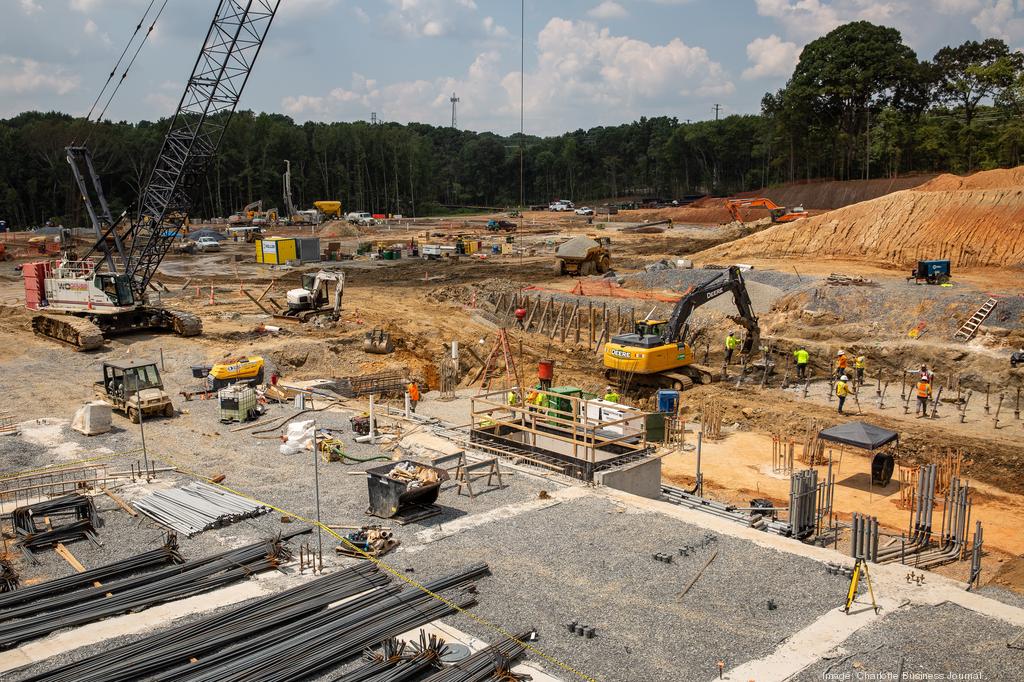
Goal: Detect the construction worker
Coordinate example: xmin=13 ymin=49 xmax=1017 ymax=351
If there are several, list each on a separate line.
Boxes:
xmin=603 ymin=385 xmax=620 ymax=403
xmin=793 ymin=346 xmax=810 ymax=379
xmin=725 ymin=332 xmax=739 ymax=365
xmin=507 ymin=389 xmax=519 ymax=406
xmin=916 ymin=376 xmax=932 ymax=417
xmin=835 ymin=350 xmax=849 ymax=379
xmin=919 ymin=364 xmax=932 ymax=383
xmin=836 ymin=375 xmax=850 ymax=415
xmin=855 ymin=355 xmax=866 ymax=385
xmin=406 ymin=380 xmax=421 ymax=413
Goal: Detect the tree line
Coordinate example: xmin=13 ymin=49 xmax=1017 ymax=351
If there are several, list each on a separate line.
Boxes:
xmin=1 ymin=22 xmax=1023 ymax=228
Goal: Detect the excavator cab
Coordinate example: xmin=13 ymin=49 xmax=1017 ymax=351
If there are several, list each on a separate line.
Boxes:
xmin=634 ymin=320 xmax=667 ymax=339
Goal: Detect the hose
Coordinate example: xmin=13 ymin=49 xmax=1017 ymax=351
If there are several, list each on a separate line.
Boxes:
xmin=318 ymin=438 xmax=390 ymax=464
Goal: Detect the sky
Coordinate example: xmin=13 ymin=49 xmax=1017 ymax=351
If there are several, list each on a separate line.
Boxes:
xmin=1 ymin=0 xmax=1021 ymax=136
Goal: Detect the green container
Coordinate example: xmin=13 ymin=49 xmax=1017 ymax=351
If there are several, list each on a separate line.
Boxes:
xmin=644 ymin=412 xmax=666 ymax=443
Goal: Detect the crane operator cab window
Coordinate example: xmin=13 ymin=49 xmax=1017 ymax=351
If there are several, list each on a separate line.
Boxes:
xmin=94 ymin=273 xmax=135 ymax=306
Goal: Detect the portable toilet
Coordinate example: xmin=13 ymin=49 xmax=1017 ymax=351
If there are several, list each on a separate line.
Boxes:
xmin=656 ymin=389 xmax=680 ymax=414
xmin=255 ymin=237 xmax=298 ymax=265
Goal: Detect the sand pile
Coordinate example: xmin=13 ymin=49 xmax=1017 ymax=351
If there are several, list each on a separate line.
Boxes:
xmin=697 ymin=166 xmax=1024 ymax=268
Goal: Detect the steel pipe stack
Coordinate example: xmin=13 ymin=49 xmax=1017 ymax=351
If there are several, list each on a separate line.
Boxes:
xmin=789 ymin=469 xmax=818 ymax=539
xmin=134 ymin=482 xmax=270 ymax=537
xmin=850 ymin=512 xmax=879 ymax=562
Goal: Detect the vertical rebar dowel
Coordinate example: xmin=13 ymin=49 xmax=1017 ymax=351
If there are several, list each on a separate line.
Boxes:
xmin=900 ymin=371 xmax=907 ymax=400
xmin=984 ymin=384 xmax=991 ymax=414
xmin=930 ymin=386 xmax=943 ymax=419
xmin=1015 ymin=388 xmax=1021 ymax=420
xmin=879 ymin=383 xmax=888 ymax=410
xmin=993 ymin=393 xmax=1004 ymax=429
xmin=961 ymin=390 xmax=972 ymax=424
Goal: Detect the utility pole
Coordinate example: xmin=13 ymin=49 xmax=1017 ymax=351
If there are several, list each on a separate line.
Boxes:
xmin=282 ymin=160 xmax=295 ymax=219
xmin=713 ymin=104 xmax=721 ymax=121
xmin=450 ymin=92 xmax=460 ymax=129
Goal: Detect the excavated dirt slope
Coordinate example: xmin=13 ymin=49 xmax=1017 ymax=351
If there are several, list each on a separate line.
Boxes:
xmin=698 ymin=166 xmax=1024 ymax=267
xmin=731 ymin=174 xmax=936 ymax=210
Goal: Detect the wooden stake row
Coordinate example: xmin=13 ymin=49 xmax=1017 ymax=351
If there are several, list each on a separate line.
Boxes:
xmin=489 ymin=291 xmax=637 ymax=351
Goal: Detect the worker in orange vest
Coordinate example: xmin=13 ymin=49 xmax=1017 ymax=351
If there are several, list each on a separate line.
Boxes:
xmin=835 ymin=350 xmax=849 ymax=379
xmin=407 ymin=380 xmax=421 ymax=413
xmin=915 ymin=376 xmax=932 ymax=417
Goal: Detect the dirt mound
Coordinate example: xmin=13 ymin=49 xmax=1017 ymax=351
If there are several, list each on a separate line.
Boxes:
xmin=697 ymin=166 xmax=1024 ymax=268
xmin=733 ymin=175 xmax=935 ymax=210
xmin=613 ymin=207 xmax=746 ymax=225
xmin=317 ymin=221 xmax=360 ymax=238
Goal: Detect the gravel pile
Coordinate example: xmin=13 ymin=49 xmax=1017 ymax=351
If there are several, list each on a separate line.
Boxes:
xmin=626 ymin=266 xmax=809 ymax=294
xmin=796 ymin=601 xmax=1022 ymax=680
xmin=395 ymin=494 xmax=844 ymax=682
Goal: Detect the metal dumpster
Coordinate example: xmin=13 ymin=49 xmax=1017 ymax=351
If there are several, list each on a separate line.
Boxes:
xmin=365 ymin=460 xmax=449 ymax=519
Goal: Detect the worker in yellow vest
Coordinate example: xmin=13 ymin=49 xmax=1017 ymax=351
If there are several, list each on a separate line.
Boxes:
xmin=603 ymin=385 xmax=620 ymax=403
xmin=835 ymin=375 xmax=850 ymax=415
xmin=854 ymin=355 xmax=866 ymax=385
xmin=916 ymin=377 xmax=932 ymax=417
xmin=725 ymin=331 xmax=739 ymax=365
xmin=793 ymin=346 xmax=810 ymax=379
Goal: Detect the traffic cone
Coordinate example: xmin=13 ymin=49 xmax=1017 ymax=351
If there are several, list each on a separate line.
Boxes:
xmin=209 ymin=286 xmax=215 ymax=305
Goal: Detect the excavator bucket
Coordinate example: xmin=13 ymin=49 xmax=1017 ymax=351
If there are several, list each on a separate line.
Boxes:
xmin=363 ymin=329 xmax=394 ymax=355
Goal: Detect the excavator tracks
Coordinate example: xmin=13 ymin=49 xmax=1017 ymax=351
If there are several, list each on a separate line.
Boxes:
xmin=157 ymin=308 xmax=202 ymax=336
xmin=32 ymin=315 xmax=105 ymax=351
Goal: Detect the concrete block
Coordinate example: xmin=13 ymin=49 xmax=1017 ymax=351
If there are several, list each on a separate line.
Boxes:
xmin=71 ymin=401 xmax=112 ymax=436
xmin=594 ymin=457 xmax=662 ymax=499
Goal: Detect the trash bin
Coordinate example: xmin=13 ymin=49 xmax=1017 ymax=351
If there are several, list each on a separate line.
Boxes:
xmin=366 ymin=460 xmax=449 ymax=518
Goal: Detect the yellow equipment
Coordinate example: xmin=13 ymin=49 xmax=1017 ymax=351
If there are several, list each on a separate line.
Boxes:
xmin=843 ymin=557 xmax=879 ymax=614
xmin=208 ymin=356 xmax=265 ymax=389
xmin=603 ymin=266 xmax=760 ymax=390
xmin=314 ymin=201 xmax=342 ymax=219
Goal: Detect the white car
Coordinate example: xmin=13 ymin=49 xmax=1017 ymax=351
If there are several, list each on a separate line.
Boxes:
xmin=194 ymin=236 xmax=221 ymax=252
xmin=549 ymin=200 xmax=575 ymax=212
xmin=575 ymin=207 xmax=594 ymax=216
xmin=347 ymin=212 xmax=376 ymax=226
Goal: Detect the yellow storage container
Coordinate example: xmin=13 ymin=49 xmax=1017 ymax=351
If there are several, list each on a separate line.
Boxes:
xmin=256 ymin=237 xmax=298 ymax=265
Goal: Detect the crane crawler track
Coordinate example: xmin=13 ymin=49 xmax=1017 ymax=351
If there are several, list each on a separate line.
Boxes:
xmin=32 ymin=315 xmax=105 ymax=351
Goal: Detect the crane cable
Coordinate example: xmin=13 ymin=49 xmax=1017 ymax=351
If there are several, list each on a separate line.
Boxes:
xmin=83 ymin=0 xmax=157 ymax=124
xmin=91 ymin=0 xmax=169 ymax=127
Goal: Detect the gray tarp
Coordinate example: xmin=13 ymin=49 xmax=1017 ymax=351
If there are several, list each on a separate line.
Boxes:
xmin=817 ymin=421 xmax=898 ymax=451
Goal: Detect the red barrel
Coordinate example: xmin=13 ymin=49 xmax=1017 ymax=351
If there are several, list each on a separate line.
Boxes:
xmin=538 ymin=359 xmax=555 ymax=381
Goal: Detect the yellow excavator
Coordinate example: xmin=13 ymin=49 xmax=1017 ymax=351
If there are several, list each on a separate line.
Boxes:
xmin=208 ymin=356 xmax=265 ymax=389
xmin=603 ymin=266 xmax=760 ymax=390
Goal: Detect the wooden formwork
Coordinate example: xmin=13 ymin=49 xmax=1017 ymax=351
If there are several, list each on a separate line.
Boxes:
xmin=486 ymin=291 xmax=640 ymax=351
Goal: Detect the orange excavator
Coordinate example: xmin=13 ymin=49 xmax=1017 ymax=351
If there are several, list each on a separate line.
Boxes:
xmin=727 ymin=198 xmax=808 ymax=224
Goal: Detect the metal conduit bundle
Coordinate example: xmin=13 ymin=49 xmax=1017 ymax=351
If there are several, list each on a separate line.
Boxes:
xmin=661 ymin=485 xmax=793 ymax=535
xmin=157 ymin=563 xmax=491 ymax=682
xmin=0 ymin=537 xmax=181 ymax=612
xmin=419 ymin=630 xmax=535 ymax=682
xmin=850 ymin=513 xmax=880 ymax=562
xmin=0 ymin=534 xmax=300 ymax=649
xmin=25 ymin=561 xmax=390 ymax=682
xmin=134 ymin=482 xmax=270 ymax=537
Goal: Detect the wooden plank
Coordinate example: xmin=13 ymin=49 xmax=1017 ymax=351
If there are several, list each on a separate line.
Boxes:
xmin=563 ymin=303 xmax=579 ymax=344
xmin=537 ymin=298 xmax=552 ymax=334
xmin=548 ymin=301 xmax=565 ymax=339
xmin=264 ymin=296 xmax=283 ymax=311
xmin=55 ymin=543 xmax=87 ymax=573
xmin=525 ymin=296 xmax=541 ymax=331
xmin=588 ymin=302 xmax=595 ymax=347
xmin=256 ymin=280 xmax=275 ymax=303
xmin=101 ymin=485 xmax=138 ymax=517
xmin=243 ymin=289 xmax=273 ymax=315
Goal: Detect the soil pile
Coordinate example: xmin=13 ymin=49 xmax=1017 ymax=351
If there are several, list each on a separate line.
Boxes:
xmin=732 ymin=175 xmax=935 ymax=210
xmin=697 ymin=166 xmax=1024 ymax=267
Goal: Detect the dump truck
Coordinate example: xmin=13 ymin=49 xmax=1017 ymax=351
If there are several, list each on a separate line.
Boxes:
xmin=554 ymin=236 xmax=611 ymax=276
xmin=94 ymin=359 xmax=174 ymax=423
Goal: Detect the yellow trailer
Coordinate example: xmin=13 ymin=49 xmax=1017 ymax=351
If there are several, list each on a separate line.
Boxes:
xmin=255 ymin=237 xmax=298 ymax=265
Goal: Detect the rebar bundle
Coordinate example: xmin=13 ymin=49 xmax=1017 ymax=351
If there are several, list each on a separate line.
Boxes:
xmin=12 ymin=494 xmax=100 ymax=555
xmin=420 ymin=630 xmax=535 ymax=682
xmin=0 ymin=534 xmax=298 ymax=650
xmin=154 ymin=563 xmax=490 ymax=682
xmin=0 ymin=560 xmax=17 ymax=593
xmin=0 ymin=536 xmax=180 ymax=612
xmin=134 ymin=481 xmax=269 ymax=536
xmin=333 ymin=632 xmax=451 ymax=682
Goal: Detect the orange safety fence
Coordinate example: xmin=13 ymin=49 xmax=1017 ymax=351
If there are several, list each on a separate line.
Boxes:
xmin=524 ymin=279 xmax=681 ymax=302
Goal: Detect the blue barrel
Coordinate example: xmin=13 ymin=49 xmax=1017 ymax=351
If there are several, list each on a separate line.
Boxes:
xmin=657 ymin=389 xmax=680 ymax=414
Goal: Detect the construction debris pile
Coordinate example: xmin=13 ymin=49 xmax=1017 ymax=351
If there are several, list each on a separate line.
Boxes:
xmin=386 ymin=461 xmax=442 ymax=489
xmin=133 ymin=482 xmax=270 ymax=537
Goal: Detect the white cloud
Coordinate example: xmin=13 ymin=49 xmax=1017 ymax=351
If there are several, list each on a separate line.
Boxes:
xmin=588 ymin=1 xmax=628 ymax=20
xmin=282 ymin=18 xmax=733 ymax=133
xmin=70 ymin=0 xmax=101 ymax=12
xmin=0 ymin=55 xmax=78 ymax=95
xmin=742 ymin=34 xmax=800 ymax=79
xmin=931 ymin=0 xmax=982 ymax=12
xmin=20 ymin=0 xmax=43 ymax=14
xmin=753 ymin=0 xmax=909 ymax=40
xmin=277 ymin=0 xmax=339 ymax=21
xmin=972 ymin=0 xmax=1024 ymax=46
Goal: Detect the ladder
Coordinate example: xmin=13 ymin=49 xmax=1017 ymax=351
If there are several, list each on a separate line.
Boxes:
xmin=954 ymin=298 xmax=998 ymax=341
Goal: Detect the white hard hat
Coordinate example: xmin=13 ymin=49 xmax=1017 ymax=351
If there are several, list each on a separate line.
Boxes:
xmin=837 ymin=350 xmax=845 ymax=356
xmin=840 ymin=375 xmax=849 ymax=381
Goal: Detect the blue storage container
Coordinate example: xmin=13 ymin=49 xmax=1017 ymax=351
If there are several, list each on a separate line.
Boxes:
xmin=657 ymin=389 xmax=680 ymax=414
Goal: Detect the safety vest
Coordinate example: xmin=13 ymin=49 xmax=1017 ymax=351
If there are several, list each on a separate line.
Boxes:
xmin=604 ymin=392 xmax=620 ymax=404
xmin=855 ymin=356 xmax=866 ymax=369
xmin=794 ymin=349 xmax=809 ymax=365
xmin=917 ymin=382 xmax=931 ymax=399
xmin=407 ymin=383 xmax=420 ymax=401
xmin=837 ymin=356 xmax=848 ymax=369
xmin=836 ymin=381 xmax=849 ymax=398
xmin=725 ymin=335 xmax=739 ymax=350
xmin=507 ymin=391 xmax=518 ymax=405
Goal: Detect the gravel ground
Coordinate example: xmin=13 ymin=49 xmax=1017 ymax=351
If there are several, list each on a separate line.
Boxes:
xmin=795 ymin=601 xmax=1023 ymax=681
xmin=390 ymin=494 xmax=846 ymax=682
xmin=627 ymin=265 xmax=810 ymax=295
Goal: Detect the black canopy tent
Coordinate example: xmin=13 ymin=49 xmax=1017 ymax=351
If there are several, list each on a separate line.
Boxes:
xmin=818 ymin=421 xmax=899 ymax=486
